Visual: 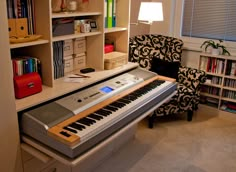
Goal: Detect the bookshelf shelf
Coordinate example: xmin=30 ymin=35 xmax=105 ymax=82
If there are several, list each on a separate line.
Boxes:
xmin=223 ymin=87 xmax=236 ymax=91
xmin=51 ymin=12 xmax=102 ymax=18
xmin=104 ymin=27 xmax=128 ymax=33
xmin=205 ymin=72 xmax=224 ymax=77
xmin=203 ymin=83 xmax=222 ymax=88
xmin=221 ymin=97 xmax=236 ymax=103
xmin=10 ymin=39 xmax=49 ymax=49
xmin=224 ymin=75 xmax=236 ymax=79
xmin=199 ymin=53 xmax=236 ymax=113
xmin=201 ymin=92 xmax=220 ymax=99
xmin=52 ymin=31 xmax=102 ymax=42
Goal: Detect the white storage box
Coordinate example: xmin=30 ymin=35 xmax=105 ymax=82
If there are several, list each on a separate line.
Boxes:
xmin=64 ymin=55 xmax=74 ymax=73
xmin=73 ymin=37 xmax=86 ymax=54
xmin=63 ymin=39 xmax=73 ymax=57
xmin=104 ymin=52 xmax=127 ymax=70
xmin=73 ymin=53 xmax=86 ymax=70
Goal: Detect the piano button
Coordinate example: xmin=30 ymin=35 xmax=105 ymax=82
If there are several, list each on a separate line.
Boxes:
xmin=69 ymin=123 xmax=85 ymax=130
xmin=63 ymin=126 xmax=78 ymax=133
xmin=103 ymin=105 xmax=119 ymax=112
xmin=88 ymin=113 xmax=103 ymax=120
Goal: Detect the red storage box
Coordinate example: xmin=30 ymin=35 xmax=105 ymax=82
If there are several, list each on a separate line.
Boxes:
xmin=104 ymin=44 xmax=114 ymax=54
xmin=14 ymin=72 xmax=42 ymax=99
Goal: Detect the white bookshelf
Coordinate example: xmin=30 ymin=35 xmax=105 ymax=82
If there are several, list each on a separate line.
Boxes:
xmin=199 ymin=53 xmax=236 ymax=112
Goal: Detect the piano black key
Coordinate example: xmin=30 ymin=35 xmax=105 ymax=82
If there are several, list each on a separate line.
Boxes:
xmin=103 ymin=105 xmax=119 ymax=112
xmin=88 ymin=113 xmax=103 ymax=120
xmin=84 ymin=117 xmax=96 ymax=123
xmin=77 ymin=117 xmax=96 ymax=126
xmin=63 ymin=126 xmax=78 ymax=134
xmin=110 ymin=101 xmax=126 ymax=108
xmin=130 ymin=92 xmax=142 ymax=98
xmin=95 ymin=109 xmax=111 ymax=116
xmin=69 ymin=123 xmax=85 ymax=131
xmin=118 ymin=98 xmax=131 ymax=104
xmin=123 ymin=95 xmax=137 ymax=101
xmin=60 ymin=131 xmax=71 ymax=137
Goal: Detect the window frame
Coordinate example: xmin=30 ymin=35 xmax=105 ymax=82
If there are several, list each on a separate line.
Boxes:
xmin=173 ymin=0 xmax=236 ymax=54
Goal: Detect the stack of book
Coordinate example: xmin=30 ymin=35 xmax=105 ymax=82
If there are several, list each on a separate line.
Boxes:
xmin=12 ymin=56 xmax=41 ymax=76
xmin=225 ymin=60 xmax=236 ymax=76
xmin=221 ymin=102 xmax=236 ymax=113
xmin=200 ymin=57 xmax=225 ymax=74
xmin=53 ymin=41 xmax=64 ymax=79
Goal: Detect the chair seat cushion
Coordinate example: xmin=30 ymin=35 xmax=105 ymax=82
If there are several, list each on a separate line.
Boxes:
xmin=155 ymin=83 xmax=194 ymax=116
xmin=150 ymin=57 xmax=180 ymax=80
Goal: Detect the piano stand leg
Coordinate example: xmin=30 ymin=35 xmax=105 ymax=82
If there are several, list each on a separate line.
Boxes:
xmin=187 ymin=110 xmax=193 ymax=121
xmin=148 ymin=114 xmax=155 ymax=129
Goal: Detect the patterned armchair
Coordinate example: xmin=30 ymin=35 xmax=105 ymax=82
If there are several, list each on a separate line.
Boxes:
xmin=129 ymin=34 xmax=206 ymax=128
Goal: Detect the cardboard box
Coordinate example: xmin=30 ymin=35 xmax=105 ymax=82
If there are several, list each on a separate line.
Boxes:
xmin=16 ymin=18 xmax=28 ymax=37
xmin=73 ymin=37 xmax=86 ymax=54
xmin=63 ymin=39 xmax=73 ymax=57
xmin=64 ymin=56 xmax=74 ymax=73
xmin=73 ymin=53 xmax=86 ymax=70
xmin=104 ymin=52 xmax=127 ymax=70
xmin=8 ymin=18 xmax=28 ymax=37
xmin=8 ymin=19 xmax=17 ymax=37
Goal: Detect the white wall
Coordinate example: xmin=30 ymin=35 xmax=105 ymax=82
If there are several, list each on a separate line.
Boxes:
xmin=130 ymin=0 xmax=150 ymax=37
xmin=150 ymin=0 xmax=175 ymax=36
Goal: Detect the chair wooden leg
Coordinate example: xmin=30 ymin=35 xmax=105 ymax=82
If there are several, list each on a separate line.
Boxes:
xmin=148 ymin=115 xmax=155 ymax=128
xmin=187 ymin=110 xmax=193 ymax=121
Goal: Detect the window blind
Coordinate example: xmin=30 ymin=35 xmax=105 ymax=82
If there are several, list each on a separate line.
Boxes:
xmin=182 ymin=0 xmax=236 ymax=42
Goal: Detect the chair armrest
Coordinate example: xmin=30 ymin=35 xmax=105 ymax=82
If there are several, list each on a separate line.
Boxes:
xmin=178 ymin=66 xmax=207 ymax=91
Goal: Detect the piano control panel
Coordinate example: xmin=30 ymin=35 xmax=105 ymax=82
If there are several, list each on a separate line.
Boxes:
xmin=56 ymin=73 xmax=144 ymax=114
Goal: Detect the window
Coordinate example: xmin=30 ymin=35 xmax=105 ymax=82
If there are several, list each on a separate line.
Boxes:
xmin=174 ymin=0 xmax=236 ymax=51
xmin=182 ymin=0 xmax=236 ymax=42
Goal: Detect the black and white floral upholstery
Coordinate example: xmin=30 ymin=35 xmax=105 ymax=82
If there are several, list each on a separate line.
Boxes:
xmin=129 ymin=34 xmax=206 ymax=128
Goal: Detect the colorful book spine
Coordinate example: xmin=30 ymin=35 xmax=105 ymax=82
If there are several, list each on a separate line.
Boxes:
xmin=11 ymin=57 xmax=40 ymax=76
xmin=104 ymin=0 xmax=108 ymax=28
xmin=112 ymin=0 xmax=116 ymax=27
xmin=107 ymin=0 xmax=113 ymax=28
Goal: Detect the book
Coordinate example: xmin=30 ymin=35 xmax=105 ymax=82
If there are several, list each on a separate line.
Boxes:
xmin=107 ymin=0 xmax=112 ymax=28
xmin=112 ymin=0 xmax=116 ymax=27
xmin=104 ymin=0 xmax=108 ymax=28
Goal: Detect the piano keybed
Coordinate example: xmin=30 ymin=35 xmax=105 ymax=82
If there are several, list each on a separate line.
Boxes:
xmin=48 ymin=76 xmax=171 ymax=146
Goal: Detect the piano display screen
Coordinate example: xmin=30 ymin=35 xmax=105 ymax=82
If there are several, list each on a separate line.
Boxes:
xmin=100 ymin=86 xmax=114 ymax=93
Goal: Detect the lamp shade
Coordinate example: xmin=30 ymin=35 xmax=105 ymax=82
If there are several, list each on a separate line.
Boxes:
xmin=138 ymin=2 xmax=163 ymax=24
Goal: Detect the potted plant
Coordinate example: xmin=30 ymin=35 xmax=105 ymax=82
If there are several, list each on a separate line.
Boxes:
xmin=200 ymin=39 xmax=230 ymax=56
